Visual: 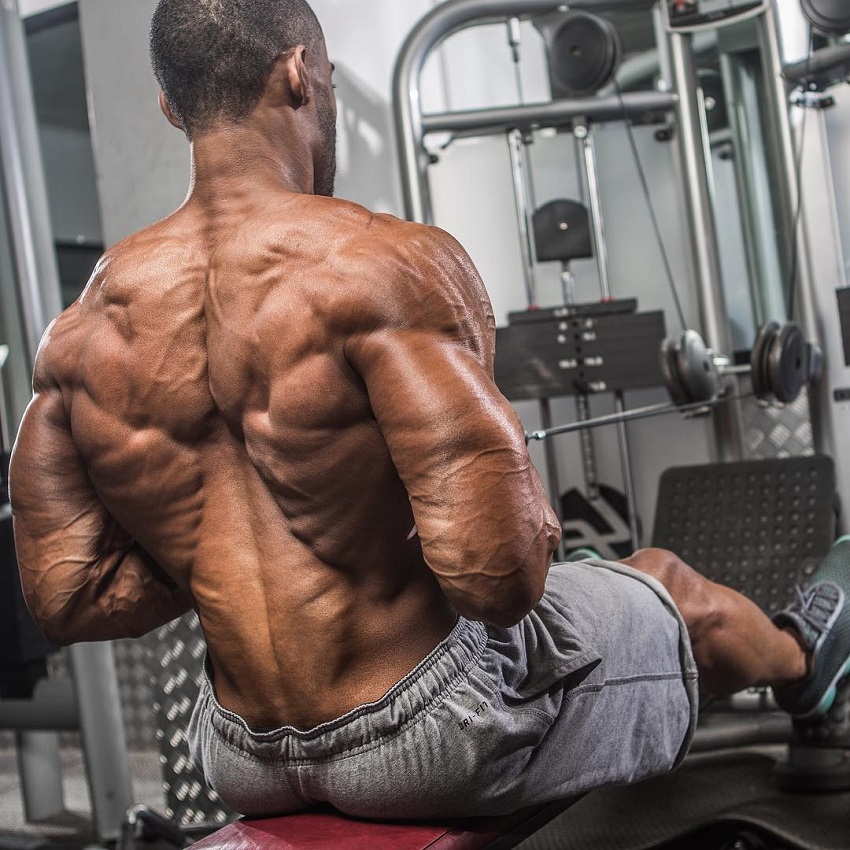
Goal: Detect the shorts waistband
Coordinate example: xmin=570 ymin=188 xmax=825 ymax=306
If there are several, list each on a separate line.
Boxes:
xmin=199 ymin=616 xmax=488 ymax=761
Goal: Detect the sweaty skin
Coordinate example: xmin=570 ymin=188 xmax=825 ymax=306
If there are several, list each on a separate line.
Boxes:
xmin=10 ymin=61 xmax=560 ymax=729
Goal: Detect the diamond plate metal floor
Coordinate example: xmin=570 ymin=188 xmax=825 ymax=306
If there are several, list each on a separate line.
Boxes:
xmin=0 ymin=746 xmax=165 ymax=849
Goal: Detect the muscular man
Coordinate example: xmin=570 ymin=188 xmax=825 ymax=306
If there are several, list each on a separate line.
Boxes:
xmin=10 ymin=0 xmax=850 ymax=819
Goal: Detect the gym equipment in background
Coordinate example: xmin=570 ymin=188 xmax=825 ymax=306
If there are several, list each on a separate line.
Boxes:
xmin=800 ymin=0 xmax=850 ymax=36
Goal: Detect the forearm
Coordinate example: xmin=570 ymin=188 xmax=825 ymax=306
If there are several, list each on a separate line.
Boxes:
xmin=19 ymin=541 xmax=193 ymax=645
xmin=415 ymin=446 xmax=561 ymax=628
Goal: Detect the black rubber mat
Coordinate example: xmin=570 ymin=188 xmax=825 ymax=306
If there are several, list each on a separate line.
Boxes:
xmin=652 ymin=456 xmax=837 ymax=617
xmin=518 ymin=750 xmax=850 ymax=850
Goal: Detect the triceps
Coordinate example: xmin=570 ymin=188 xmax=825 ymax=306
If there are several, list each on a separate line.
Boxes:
xmin=11 ymin=392 xmax=191 ymax=644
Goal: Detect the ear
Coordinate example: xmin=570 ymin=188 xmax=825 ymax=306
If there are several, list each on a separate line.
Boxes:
xmin=158 ymin=91 xmax=184 ymax=131
xmin=282 ymin=45 xmax=310 ymax=107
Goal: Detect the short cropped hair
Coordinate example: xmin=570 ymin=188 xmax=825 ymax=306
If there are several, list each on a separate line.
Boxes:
xmin=150 ymin=0 xmax=323 ymax=137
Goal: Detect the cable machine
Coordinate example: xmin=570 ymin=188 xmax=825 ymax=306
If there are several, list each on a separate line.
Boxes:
xmin=393 ymin=0 xmax=850 ymax=792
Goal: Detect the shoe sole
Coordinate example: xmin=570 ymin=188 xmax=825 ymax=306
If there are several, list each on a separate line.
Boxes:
xmin=804 ymin=655 xmax=850 ymax=719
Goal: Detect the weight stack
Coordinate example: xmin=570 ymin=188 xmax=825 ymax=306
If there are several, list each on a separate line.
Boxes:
xmin=0 ymin=453 xmax=54 ymax=699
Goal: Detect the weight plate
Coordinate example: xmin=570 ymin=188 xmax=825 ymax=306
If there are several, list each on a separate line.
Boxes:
xmin=533 ymin=200 xmax=593 ymax=264
xmin=768 ymin=322 xmax=807 ymax=405
xmin=550 ymin=12 xmax=621 ymax=97
xmin=801 ymin=0 xmax=850 ymax=35
xmin=661 ymin=337 xmax=690 ymax=407
xmin=751 ymin=321 xmax=780 ymax=401
xmin=676 ymin=329 xmax=717 ymax=404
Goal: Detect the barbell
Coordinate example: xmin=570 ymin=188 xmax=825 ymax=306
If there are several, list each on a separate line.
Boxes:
xmin=661 ymin=320 xmax=823 ymax=407
xmin=527 ymin=321 xmax=823 ymax=443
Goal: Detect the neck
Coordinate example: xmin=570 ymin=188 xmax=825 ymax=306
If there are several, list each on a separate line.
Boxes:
xmin=185 ymin=119 xmax=315 ymax=208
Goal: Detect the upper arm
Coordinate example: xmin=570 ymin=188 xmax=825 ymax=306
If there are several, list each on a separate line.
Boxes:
xmin=10 ymin=377 xmax=121 ymax=636
xmin=9 ymin=348 xmax=189 ymax=643
xmin=11 ymin=344 xmax=108 ymax=578
xmin=345 ymin=226 xmax=559 ymax=626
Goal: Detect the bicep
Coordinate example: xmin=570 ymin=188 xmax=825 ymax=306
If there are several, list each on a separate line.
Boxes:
xmin=10 ymin=390 xmax=125 ymax=630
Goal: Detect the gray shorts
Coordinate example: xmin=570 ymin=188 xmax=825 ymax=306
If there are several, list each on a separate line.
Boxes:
xmin=187 ymin=560 xmax=699 ymax=819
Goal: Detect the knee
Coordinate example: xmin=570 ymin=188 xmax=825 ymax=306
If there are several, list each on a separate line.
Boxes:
xmin=621 ymin=547 xmax=692 ymax=590
xmin=622 ymin=548 xmax=727 ymax=640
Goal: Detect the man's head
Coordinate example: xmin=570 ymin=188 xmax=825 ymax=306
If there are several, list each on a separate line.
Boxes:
xmin=150 ymin=0 xmax=337 ymax=196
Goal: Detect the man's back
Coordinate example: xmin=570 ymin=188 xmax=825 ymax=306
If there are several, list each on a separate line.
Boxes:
xmin=23 ymin=191 xmax=482 ymax=730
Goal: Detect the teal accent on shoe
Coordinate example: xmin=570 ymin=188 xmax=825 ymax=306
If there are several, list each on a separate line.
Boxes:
xmin=772 ymin=538 xmax=850 ymax=718
xmin=565 ymin=547 xmax=603 ymax=562
xmin=812 ymin=656 xmax=850 ymax=718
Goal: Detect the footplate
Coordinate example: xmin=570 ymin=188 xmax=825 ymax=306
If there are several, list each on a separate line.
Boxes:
xmin=652 ymin=456 xmax=837 ymax=616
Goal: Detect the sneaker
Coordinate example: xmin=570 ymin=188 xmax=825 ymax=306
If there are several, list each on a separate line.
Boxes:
xmin=772 ymin=537 xmax=850 ymax=718
xmin=565 ymin=547 xmax=603 ymax=562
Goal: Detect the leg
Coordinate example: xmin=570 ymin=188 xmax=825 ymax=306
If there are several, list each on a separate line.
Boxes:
xmin=620 ymin=548 xmax=808 ymax=699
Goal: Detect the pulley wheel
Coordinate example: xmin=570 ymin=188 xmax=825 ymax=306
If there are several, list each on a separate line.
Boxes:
xmin=549 ymin=12 xmax=622 ymax=98
xmin=801 ymin=0 xmax=850 ymax=35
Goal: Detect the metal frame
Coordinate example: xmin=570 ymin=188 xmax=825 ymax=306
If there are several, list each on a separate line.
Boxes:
xmin=0 ymin=0 xmax=134 ymax=840
xmin=666 ymin=27 xmax=745 ymax=459
xmin=393 ymin=0 xmax=850 ymax=473
xmin=0 ymin=0 xmax=63 ymax=365
xmin=393 ymin=0 xmax=662 ymax=227
xmin=391 ymin=0 xmax=760 ymax=552
xmin=757 ymin=1 xmax=850 ymax=527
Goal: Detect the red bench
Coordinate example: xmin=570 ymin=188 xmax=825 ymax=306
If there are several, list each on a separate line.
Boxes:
xmin=189 ymin=800 xmax=575 ymax=849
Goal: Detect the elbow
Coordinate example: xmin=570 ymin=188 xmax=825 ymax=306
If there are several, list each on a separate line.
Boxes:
xmin=42 ymin=627 xmax=74 ymax=648
xmin=444 ymin=548 xmax=553 ymax=629
xmin=433 ymin=504 xmax=561 ymax=628
xmin=24 ymin=591 xmax=83 ymax=647
xmin=33 ymin=615 xmax=74 ymax=648
xmin=477 ymin=587 xmax=543 ymax=629
xmin=449 ymin=573 xmax=545 ymax=628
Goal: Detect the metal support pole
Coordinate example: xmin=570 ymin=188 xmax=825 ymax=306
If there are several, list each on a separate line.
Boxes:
xmin=0 ymin=0 xmax=64 ymax=365
xmin=575 ymin=124 xmax=612 ymax=300
xmin=575 ymin=395 xmax=600 ymax=501
xmin=574 ymin=119 xmax=638 ymax=546
xmin=538 ymin=398 xmax=564 ymax=560
xmin=507 ymin=128 xmax=538 ymax=308
xmin=757 ymin=3 xmax=848 ymax=524
xmin=757 ymin=5 xmax=816 ymax=334
xmin=668 ymin=29 xmax=744 ymax=461
xmin=0 ymin=346 xmax=12 ymax=453
xmin=757 ymin=5 xmax=833 ymax=457
xmin=393 ymin=0 xmax=666 ymax=223
xmin=421 ymin=92 xmax=677 ymax=140
xmin=70 ymin=644 xmax=134 ymax=842
xmin=615 ymin=393 xmax=641 ymax=549
xmin=15 ymin=731 xmax=65 ymax=823
xmin=719 ymin=52 xmax=785 ymax=328
xmin=0 ymin=3 xmax=67 ymax=823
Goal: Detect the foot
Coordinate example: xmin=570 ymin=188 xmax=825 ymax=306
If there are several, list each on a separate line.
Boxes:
xmin=772 ymin=537 xmax=850 ymax=718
